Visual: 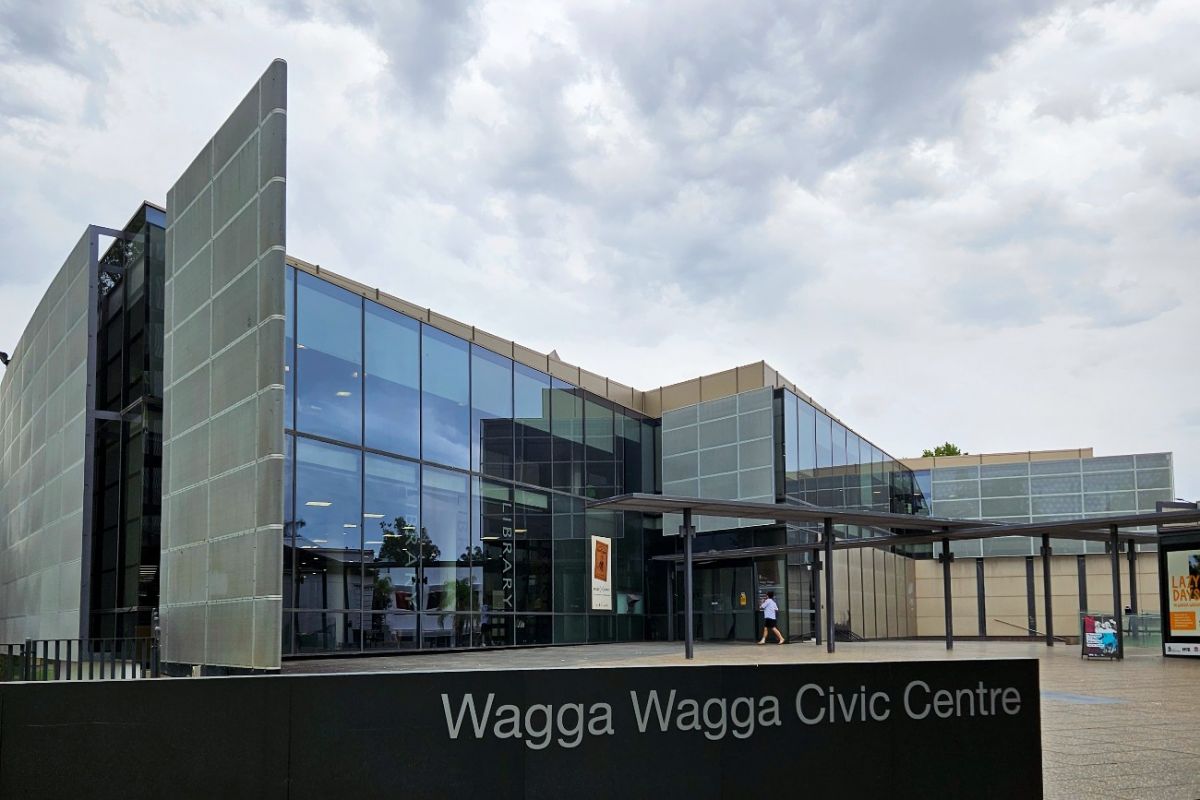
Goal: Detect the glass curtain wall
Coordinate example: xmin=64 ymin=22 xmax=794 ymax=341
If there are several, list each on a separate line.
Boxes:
xmin=778 ymin=390 xmax=926 ymax=640
xmin=284 ymin=267 xmax=655 ymax=654
xmin=781 ymin=389 xmax=925 ymax=518
xmin=89 ymin=204 xmax=165 ymax=638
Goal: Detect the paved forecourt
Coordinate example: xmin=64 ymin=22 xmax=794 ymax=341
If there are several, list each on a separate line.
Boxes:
xmin=287 ymin=639 xmax=1200 ymax=800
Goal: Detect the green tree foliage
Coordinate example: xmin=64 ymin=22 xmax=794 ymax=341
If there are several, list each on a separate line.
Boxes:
xmin=921 ymin=442 xmax=968 ymax=458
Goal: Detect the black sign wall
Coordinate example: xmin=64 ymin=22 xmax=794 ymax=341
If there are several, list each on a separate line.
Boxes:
xmin=0 ymin=659 xmax=1041 ymax=799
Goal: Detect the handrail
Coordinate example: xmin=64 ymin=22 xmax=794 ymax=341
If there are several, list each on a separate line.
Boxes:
xmin=990 ymin=618 xmax=1069 ymax=643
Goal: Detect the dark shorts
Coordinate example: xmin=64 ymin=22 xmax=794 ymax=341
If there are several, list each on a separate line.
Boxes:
xmin=763 ymin=618 xmax=777 ymax=629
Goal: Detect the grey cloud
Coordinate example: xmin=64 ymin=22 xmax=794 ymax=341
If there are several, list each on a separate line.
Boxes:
xmin=943 ymin=268 xmax=1047 ymax=328
xmin=270 ymin=0 xmax=482 ymax=112
xmin=0 ymin=0 xmax=114 ymax=126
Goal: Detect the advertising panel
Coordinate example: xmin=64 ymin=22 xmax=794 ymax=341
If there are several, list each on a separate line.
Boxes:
xmin=1081 ymin=613 xmax=1120 ymax=659
xmin=590 ymin=535 xmax=612 ymax=611
xmin=1166 ymin=549 xmax=1200 ymax=639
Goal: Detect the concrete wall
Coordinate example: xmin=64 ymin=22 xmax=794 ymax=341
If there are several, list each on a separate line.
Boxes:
xmin=0 ymin=233 xmax=92 ymax=642
xmin=915 ymin=553 xmax=1160 ymax=638
xmin=161 ymin=60 xmax=287 ymax=670
xmin=828 ymin=548 xmax=915 ymax=638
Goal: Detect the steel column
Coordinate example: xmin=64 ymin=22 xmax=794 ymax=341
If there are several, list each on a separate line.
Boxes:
xmin=975 ymin=558 xmax=986 ymax=637
xmin=1041 ymin=535 xmax=1054 ymax=646
xmin=824 ymin=517 xmax=834 ymax=653
xmin=682 ymin=509 xmax=695 ymax=660
xmin=1127 ymin=543 xmax=1138 ymax=614
xmin=1109 ymin=525 xmax=1123 ymax=660
xmin=940 ymin=536 xmax=953 ymax=650
xmin=1077 ymin=555 xmax=1088 ymax=612
xmin=1025 ymin=557 xmax=1037 ymax=636
xmin=812 ymin=554 xmax=822 ymax=646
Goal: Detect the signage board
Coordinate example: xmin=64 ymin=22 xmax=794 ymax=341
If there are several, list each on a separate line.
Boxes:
xmin=1081 ymin=613 xmax=1120 ymax=659
xmin=1160 ymin=532 xmax=1200 ymax=659
xmin=590 ymin=535 xmax=612 ymax=611
xmin=1166 ymin=550 xmax=1200 ymax=635
xmin=0 ymin=659 xmax=1042 ymax=799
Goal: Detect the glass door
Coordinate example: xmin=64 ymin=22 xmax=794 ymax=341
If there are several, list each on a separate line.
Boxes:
xmin=693 ymin=563 xmax=756 ymax=641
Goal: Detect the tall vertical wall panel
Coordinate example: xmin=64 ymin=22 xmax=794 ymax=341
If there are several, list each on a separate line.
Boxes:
xmin=0 ymin=233 xmax=92 ymax=642
xmin=161 ymin=60 xmax=286 ymax=670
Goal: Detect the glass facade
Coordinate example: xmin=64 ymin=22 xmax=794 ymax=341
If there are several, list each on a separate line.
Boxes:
xmin=650 ymin=387 xmax=926 ymax=643
xmin=914 ymin=453 xmax=1175 ymax=557
xmin=283 ymin=267 xmax=656 ymax=654
xmin=90 ymin=204 xmax=166 ymax=638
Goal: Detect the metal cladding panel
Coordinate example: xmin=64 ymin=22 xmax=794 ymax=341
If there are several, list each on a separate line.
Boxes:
xmin=0 ymin=232 xmax=91 ymax=642
xmin=162 ymin=60 xmax=286 ymax=670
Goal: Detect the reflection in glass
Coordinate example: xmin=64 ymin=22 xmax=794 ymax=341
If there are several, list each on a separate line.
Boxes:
xmin=783 ymin=393 xmax=799 ymax=499
xmin=584 ymin=397 xmax=616 ymax=498
xmin=421 ymin=326 xmax=470 ymax=469
xmin=551 ymin=379 xmax=583 ymax=493
xmin=365 ymin=301 xmax=420 ymax=458
xmin=363 ymin=452 xmax=421 ymax=649
xmin=293 ymin=438 xmax=362 ymax=612
xmin=296 ymin=272 xmax=362 ymax=444
xmin=514 ymin=487 xmax=552 ymax=613
xmin=514 ymin=364 xmax=552 ymax=488
xmin=471 ymin=346 xmax=513 ymax=478
xmin=293 ymin=437 xmax=362 ymax=652
xmin=475 ymin=478 xmax=514 ymax=646
xmin=284 ymin=266 xmax=294 ymax=430
xmin=421 ymin=466 xmax=471 ymax=647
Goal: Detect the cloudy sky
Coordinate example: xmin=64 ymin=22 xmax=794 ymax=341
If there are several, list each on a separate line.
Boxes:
xmin=1 ymin=0 xmax=1197 ymax=498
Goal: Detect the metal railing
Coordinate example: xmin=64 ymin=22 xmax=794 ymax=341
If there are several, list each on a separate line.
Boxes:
xmin=1 ymin=637 xmax=160 ymax=682
xmin=991 ymin=618 xmax=1069 ymax=642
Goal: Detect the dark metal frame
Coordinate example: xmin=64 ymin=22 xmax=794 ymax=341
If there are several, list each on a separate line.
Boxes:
xmin=595 ymin=494 xmax=1200 ymax=657
xmin=80 ymin=225 xmax=139 ymax=640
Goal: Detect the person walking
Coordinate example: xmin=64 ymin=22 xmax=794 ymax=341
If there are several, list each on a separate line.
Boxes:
xmin=757 ymin=591 xmax=784 ymax=645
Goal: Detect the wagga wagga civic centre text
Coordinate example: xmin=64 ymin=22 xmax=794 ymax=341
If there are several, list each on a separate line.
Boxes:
xmin=442 ymin=681 xmax=1026 ymax=751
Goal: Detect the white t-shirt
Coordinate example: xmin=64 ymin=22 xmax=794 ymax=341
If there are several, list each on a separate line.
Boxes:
xmin=761 ymin=597 xmax=778 ymax=620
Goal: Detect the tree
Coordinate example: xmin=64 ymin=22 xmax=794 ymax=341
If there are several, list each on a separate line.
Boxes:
xmin=375 ymin=516 xmax=440 ymax=565
xmin=921 ymin=442 xmax=968 ymax=458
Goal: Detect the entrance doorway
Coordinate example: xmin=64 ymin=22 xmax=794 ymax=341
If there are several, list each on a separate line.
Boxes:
xmin=673 ymin=557 xmax=793 ymax=642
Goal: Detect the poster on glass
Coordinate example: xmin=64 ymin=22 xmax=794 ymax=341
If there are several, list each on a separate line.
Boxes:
xmin=591 ymin=535 xmax=612 ymax=611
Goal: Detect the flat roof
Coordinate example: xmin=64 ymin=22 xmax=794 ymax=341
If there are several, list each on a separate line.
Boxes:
xmin=588 ymin=493 xmax=1200 ymax=547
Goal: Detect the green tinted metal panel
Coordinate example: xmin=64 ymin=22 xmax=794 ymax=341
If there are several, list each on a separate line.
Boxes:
xmin=162 ymin=60 xmax=286 ymax=670
xmin=0 ymin=232 xmax=91 ymax=641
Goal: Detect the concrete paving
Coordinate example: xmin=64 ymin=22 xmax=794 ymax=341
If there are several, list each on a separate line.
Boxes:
xmin=284 ymin=640 xmax=1200 ymax=799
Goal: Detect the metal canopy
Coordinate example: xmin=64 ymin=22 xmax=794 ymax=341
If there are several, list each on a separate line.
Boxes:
xmin=590 ymin=493 xmax=1200 ymax=660
xmin=589 ymin=493 xmax=983 ymax=531
xmin=588 ymin=493 xmax=1200 ymax=543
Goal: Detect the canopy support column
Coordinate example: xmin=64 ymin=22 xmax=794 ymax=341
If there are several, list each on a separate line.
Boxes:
xmin=940 ymin=535 xmax=954 ymax=650
xmin=812 ymin=552 xmax=822 ymax=647
xmin=1041 ymin=535 xmax=1054 ymax=646
xmin=1109 ymin=525 xmax=1124 ymax=660
xmin=1126 ymin=543 xmax=1138 ymax=614
xmin=682 ymin=509 xmax=695 ymax=660
xmin=824 ymin=518 xmax=835 ymax=653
